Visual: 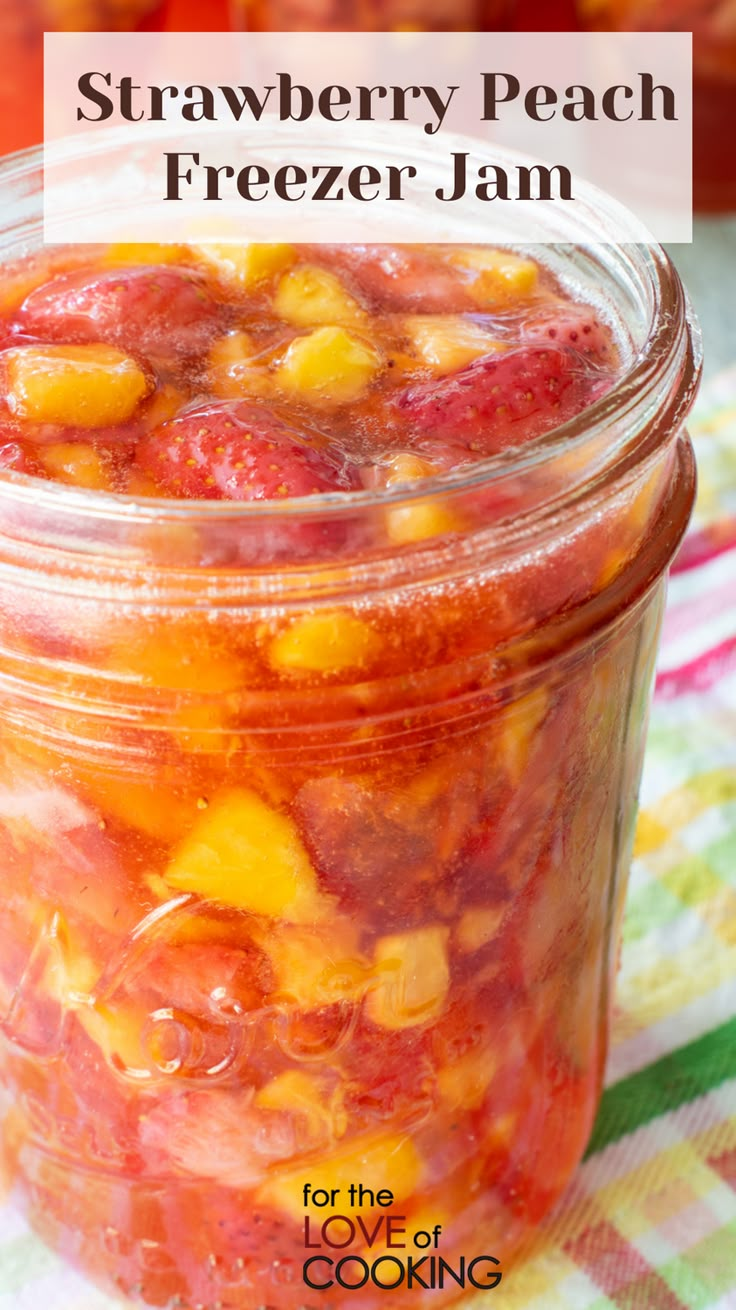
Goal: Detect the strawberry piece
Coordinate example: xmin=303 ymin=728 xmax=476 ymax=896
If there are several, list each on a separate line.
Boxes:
xmin=521 ymin=302 xmax=615 ymax=362
xmin=139 ymin=1091 xmax=293 ymax=1186
xmin=136 ymin=399 xmax=356 ymax=501
xmin=312 ymin=244 xmax=474 ymax=313
xmin=16 ymin=265 xmax=227 ymax=370
xmin=395 ymin=344 xmax=609 ymax=458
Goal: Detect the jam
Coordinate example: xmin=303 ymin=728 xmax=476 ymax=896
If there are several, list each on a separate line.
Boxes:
xmin=0 ymin=242 xmax=617 ymax=497
xmin=0 ymin=239 xmax=697 ymax=1309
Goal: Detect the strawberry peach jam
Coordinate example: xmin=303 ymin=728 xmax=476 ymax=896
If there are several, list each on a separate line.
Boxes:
xmin=0 ymin=242 xmax=618 ymax=497
xmin=0 ymin=241 xmax=698 ymax=1310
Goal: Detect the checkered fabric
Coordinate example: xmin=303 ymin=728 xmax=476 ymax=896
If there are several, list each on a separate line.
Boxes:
xmin=1 ymin=371 xmax=735 ymax=1308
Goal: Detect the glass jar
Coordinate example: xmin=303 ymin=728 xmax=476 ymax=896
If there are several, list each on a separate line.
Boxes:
xmin=577 ymin=0 xmax=736 ymax=212
xmin=0 ymin=148 xmax=700 ymax=1310
xmin=230 ymin=0 xmax=512 ymax=33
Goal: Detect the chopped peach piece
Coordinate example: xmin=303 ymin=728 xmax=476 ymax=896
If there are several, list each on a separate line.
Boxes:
xmin=437 ymin=1046 xmax=496 ymax=1110
xmin=450 ymin=249 xmax=539 ymax=306
xmin=386 ymin=499 xmax=459 ymax=546
xmin=269 ymin=610 xmax=381 ymax=674
xmin=40 ymin=917 xmax=99 ymax=1007
xmin=403 ymin=314 xmax=503 ymax=374
xmin=74 ymin=769 xmax=196 ymax=845
xmin=140 ymin=383 xmax=187 ymax=431
xmin=455 ymin=906 xmax=506 ymax=954
xmin=7 ymin=344 xmax=150 ymax=428
xmin=208 ymin=330 xmax=255 ymax=370
xmin=103 ymin=243 xmax=192 ymax=266
xmin=597 ymin=460 xmax=668 ymax=589
xmin=79 ymin=1000 xmax=149 ymax=1077
xmin=39 ymin=444 xmax=113 ymax=492
xmin=500 ymin=686 xmax=549 ymax=785
xmin=170 ymin=701 xmax=239 ymax=756
xmin=266 ymin=921 xmax=367 ymax=1008
xmin=274 ymin=266 xmax=365 ymax=328
xmin=368 ymin=926 xmax=450 ymax=1030
xmin=276 ymin=327 xmax=381 ymax=405
xmin=207 ymin=331 xmax=272 ymax=401
xmin=255 ymin=1071 xmax=347 ymax=1144
xmin=260 ymin=1132 xmax=423 ymax=1219
xmin=163 ymin=788 xmax=329 ymax=921
xmin=484 ymin=1111 xmax=517 ymax=1154
xmin=124 ymin=469 xmax=163 ymax=497
xmin=386 ymin=453 xmax=437 ymax=483
xmin=108 ymin=627 xmax=243 ymax=694
xmin=384 ymin=452 xmax=461 ymax=545
xmin=196 ymin=243 xmax=295 ymax=287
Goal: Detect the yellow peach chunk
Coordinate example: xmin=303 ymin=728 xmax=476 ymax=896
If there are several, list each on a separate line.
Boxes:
xmin=108 ymin=627 xmax=243 ymax=694
xmin=260 ymin=1132 xmax=423 ymax=1219
xmin=103 ymin=243 xmax=192 ymax=266
xmin=207 ymin=331 xmax=272 ymax=401
xmin=7 ymin=344 xmax=150 ymax=428
xmin=196 ymin=242 xmax=295 ymax=287
xmin=484 ymin=1111 xmax=517 ymax=1154
xmin=40 ymin=919 xmax=99 ymax=1007
xmin=437 ymin=1046 xmax=496 ymax=1110
xmin=597 ymin=460 xmax=668 ymax=590
xmin=79 ymin=1000 xmax=149 ymax=1077
xmin=140 ymin=383 xmax=187 ymax=431
xmin=171 ymin=701 xmax=240 ymax=757
xmin=368 ymin=926 xmax=450 ymax=1030
xmin=500 ymin=686 xmax=549 ymax=785
xmin=451 ymin=249 xmax=539 ymax=306
xmin=125 ymin=470 xmax=163 ymax=497
xmin=386 ymin=499 xmax=459 ymax=545
xmin=269 ymin=610 xmax=381 ymax=675
xmin=163 ymin=787 xmax=328 ymax=922
xmin=39 ymin=444 xmax=113 ymax=492
xmin=276 ymin=327 xmax=381 ymax=405
xmin=266 ymin=921 xmax=367 ymax=1008
xmin=255 ymin=1071 xmax=347 ymax=1144
xmin=0 ymin=265 xmax=54 ymax=315
xmin=209 ymin=330 xmax=255 ymax=372
xmin=75 ymin=770 xmax=196 ymax=846
xmin=386 ymin=453 xmax=437 ymax=483
xmin=274 ymin=266 xmax=365 ymax=328
xmin=384 ymin=452 xmax=461 ymax=545
xmin=403 ymin=314 xmax=504 ymax=374
xmin=455 ymin=906 xmax=506 ymax=954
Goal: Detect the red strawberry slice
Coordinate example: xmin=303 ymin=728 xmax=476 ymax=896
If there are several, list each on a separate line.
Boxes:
xmin=521 ymin=302 xmax=614 ymax=362
xmin=312 ymin=244 xmax=474 ymax=313
xmin=16 ymin=265 xmax=227 ymax=370
xmin=395 ymin=344 xmax=611 ymax=458
xmin=136 ymin=399 xmax=356 ymax=501
xmin=139 ymin=1090 xmax=295 ymax=1186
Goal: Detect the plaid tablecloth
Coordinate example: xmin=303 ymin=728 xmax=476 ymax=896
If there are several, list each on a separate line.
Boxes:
xmin=1 ymin=370 xmax=735 ymax=1309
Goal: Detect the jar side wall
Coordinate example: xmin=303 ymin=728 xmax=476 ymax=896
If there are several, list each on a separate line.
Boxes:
xmin=0 ymin=576 xmax=666 ymax=1307
xmin=0 ymin=427 xmax=694 ymax=729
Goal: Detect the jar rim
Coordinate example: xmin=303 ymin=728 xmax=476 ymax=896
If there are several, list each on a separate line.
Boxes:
xmin=0 ymin=144 xmax=702 ymax=535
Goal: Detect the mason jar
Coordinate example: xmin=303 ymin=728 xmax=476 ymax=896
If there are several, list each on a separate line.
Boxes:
xmin=0 ymin=147 xmax=699 ymax=1309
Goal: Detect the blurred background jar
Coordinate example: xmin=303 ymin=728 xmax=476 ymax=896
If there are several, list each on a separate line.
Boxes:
xmin=0 ymin=0 xmax=165 ymax=158
xmin=230 ymin=0 xmax=512 ymax=32
xmin=576 ymin=0 xmax=736 ymax=211
xmin=2 ymin=0 xmax=732 ymax=213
